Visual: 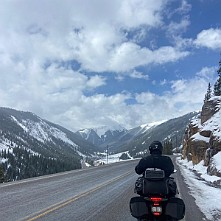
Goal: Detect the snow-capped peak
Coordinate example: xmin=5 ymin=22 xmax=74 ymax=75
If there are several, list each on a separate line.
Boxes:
xmin=140 ymin=120 xmax=166 ymax=133
xmin=78 ymin=124 xmax=126 ymax=139
xmin=93 ymin=125 xmax=126 ymax=138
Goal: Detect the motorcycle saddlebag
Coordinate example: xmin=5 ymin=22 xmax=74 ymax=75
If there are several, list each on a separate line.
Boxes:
xmin=165 ymin=197 xmax=185 ymax=220
xmin=129 ymin=196 xmax=149 ymax=219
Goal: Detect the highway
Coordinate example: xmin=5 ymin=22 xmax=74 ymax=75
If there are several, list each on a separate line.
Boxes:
xmin=0 ymin=159 xmax=207 ymax=221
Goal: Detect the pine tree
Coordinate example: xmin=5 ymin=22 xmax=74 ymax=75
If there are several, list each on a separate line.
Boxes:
xmin=0 ymin=165 xmax=4 ymax=183
xmin=163 ymin=140 xmax=173 ymax=155
xmin=204 ymin=83 xmax=212 ymax=102
xmin=214 ymin=57 xmax=221 ymax=96
xmin=218 ymin=57 xmax=221 ymax=76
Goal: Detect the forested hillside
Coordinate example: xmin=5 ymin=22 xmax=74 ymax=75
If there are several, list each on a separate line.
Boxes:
xmin=124 ymin=112 xmax=198 ymax=158
xmin=0 ymin=108 xmax=99 ymax=182
xmin=0 ymin=147 xmax=79 ymax=181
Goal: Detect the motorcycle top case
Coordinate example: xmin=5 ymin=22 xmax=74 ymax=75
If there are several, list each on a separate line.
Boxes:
xmin=129 ymin=196 xmax=149 ymax=219
xmin=144 ymin=169 xmax=165 ymax=180
xmin=165 ymin=197 xmax=185 ymax=220
xmin=142 ymin=178 xmax=169 ymax=196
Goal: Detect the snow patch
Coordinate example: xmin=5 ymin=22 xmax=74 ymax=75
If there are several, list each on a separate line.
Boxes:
xmin=140 ymin=120 xmax=166 ymax=133
xmin=212 ymin=152 xmax=221 ymax=172
xmin=191 ymin=132 xmax=210 ymax=142
xmin=177 ymin=157 xmax=221 ymax=220
xmin=11 ymin=116 xmax=28 ymax=132
xmin=94 ymin=151 xmax=134 ymax=165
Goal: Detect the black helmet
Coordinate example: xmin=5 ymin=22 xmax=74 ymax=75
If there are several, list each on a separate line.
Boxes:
xmin=149 ymin=141 xmax=163 ymax=154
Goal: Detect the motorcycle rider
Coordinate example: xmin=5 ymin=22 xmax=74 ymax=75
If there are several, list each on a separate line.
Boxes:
xmin=135 ymin=140 xmax=176 ymax=196
xmin=135 ymin=140 xmax=174 ymax=176
xmin=131 ymin=141 xmax=185 ymax=220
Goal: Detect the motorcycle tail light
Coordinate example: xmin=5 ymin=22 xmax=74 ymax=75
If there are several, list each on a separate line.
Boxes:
xmin=150 ymin=197 xmax=163 ymax=202
xmin=150 ymin=197 xmax=163 ymax=216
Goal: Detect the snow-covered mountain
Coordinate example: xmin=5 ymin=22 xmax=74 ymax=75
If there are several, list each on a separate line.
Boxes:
xmin=0 ymin=106 xmax=198 ymax=182
xmin=1 ymin=107 xmax=99 ymax=153
xmin=76 ymin=113 xmax=197 ymax=156
xmin=0 ymin=107 xmax=100 ymax=181
xmin=76 ymin=125 xmax=127 ymax=149
xmin=76 ymin=122 xmax=163 ymax=151
xmin=124 ymin=112 xmax=198 ymax=157
xmin=76 ymin=128 xmax=102 ymax=146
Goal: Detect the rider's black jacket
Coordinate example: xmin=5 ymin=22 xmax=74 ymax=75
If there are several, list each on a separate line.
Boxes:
xmin=135 ymin=153 xmax=174 ymax=177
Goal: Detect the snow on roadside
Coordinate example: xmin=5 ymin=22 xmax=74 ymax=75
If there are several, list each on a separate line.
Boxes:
xmin=212 ymin=152 xmax=221 ymax=174
xmin=177 ymin=156 xmax=221 ymax=221
xmin=94 ymin=151 xmax=134 ymax=165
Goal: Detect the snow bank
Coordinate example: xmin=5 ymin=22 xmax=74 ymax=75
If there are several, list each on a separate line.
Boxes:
xmin=177 ymin=157 xmax=221 ymax=220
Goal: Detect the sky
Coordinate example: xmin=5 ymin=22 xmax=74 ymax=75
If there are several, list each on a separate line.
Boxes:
xmin=0 ymin=0 xmax=221 ymax=132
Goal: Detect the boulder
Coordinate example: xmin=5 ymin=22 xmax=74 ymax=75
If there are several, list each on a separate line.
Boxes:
xmin=189 ymin=139 xmax=208 ymax=165
xmin=200 ymin=130 xmax=212 ymax=138
xmin=201 ymin=99 xmax=220 ymax=124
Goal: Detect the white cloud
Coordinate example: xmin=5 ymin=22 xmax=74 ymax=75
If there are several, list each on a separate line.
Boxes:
xmin=166 ymin=0 xmax=191 ymax=19
xmin=194 ymin=28 xmax=221 ymax=50
xmin=166 ymin=73 xmax=216 ymax=111
xmin=152 ymin=46 xmax=189 ymax=64
xmin=117 ymin=0 xmax=165 ymax=29
xmin=71 ymin=32 xmax=189 ymax=73
xmin=107 ymin=43 xmax=189 ymax=72
xmin=0 ymin=0 xmax=188 ymax=74
xmin=129 ymin=70 xmax=149 ymax=80
xmin=86 ymin=75 xmax=106 ymax=89
xmin=160 ymin=79 xmax=167 ymax=85
xmin=0 ymin=0 xmax=218 ymax=132
xmin=133 ymin=92 xmax=171 ymax=124
xmin=109 ymin=42 xmax=152 ymax=72
xmin=63 ymin=93 xmax=133 ymax=130
xmin=167 ymin=16 xmax=190 ymax=36
xmin=128 ymin=73 xmax=216 ymax=127
xmin=176 ymin=0 xmax=192 ymax=14
xmin=196 ymin=66 xmax=217 ymax=82
xmin=0 ymin=0 xmax=190 ymax=76
xmin=0 ymin=61 xmax=214 ymax=131
xmin=171 ymin=79 xmax=187 ymax=93
xmin=173 ymin=36 xmax=193 ymax=49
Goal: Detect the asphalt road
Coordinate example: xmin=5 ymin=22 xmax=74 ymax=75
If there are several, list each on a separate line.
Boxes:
xmin=0 ymin=158 xmax=208 ymax=221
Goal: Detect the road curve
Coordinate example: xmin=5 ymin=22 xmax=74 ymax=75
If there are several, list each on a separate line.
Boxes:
xmin=0 ymin=158 xmax=208 ymax=221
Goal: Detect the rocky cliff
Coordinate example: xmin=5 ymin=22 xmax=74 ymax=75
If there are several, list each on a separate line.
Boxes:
xmin=182 ymin=97 xmax=221 ymax=176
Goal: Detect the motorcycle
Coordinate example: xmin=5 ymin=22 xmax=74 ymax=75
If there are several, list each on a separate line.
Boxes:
xmin=130 ymin=169 xmax=185 ymax=221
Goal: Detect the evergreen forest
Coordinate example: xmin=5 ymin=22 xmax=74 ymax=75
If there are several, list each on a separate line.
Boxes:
xmin=0 ymin=147 xmax=81 ymax=182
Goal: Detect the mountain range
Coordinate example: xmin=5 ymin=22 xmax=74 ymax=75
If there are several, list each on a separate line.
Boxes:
xmin=76 ymin=112 xmax=198 ymax=157
xmin=0 ymin=107 xmax=198 ymax=181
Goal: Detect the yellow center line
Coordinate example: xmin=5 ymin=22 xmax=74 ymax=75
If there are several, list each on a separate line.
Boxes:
xmin=20 ymin=171 xmax=132 ymax=221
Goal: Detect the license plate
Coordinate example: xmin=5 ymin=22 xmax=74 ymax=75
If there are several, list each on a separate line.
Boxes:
xmin=151 ymin=205 xmax=162 ymax=216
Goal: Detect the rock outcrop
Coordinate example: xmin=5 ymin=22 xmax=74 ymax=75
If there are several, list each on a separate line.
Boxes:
xmin=182 ymin=97 xmax=221 ymax=176
xmin=201 ymin=98 xmax=220 ymax=124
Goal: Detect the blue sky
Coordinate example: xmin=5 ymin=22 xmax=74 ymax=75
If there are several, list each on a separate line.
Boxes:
xmin=0 ymin=0 xmax=221 ymax=131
